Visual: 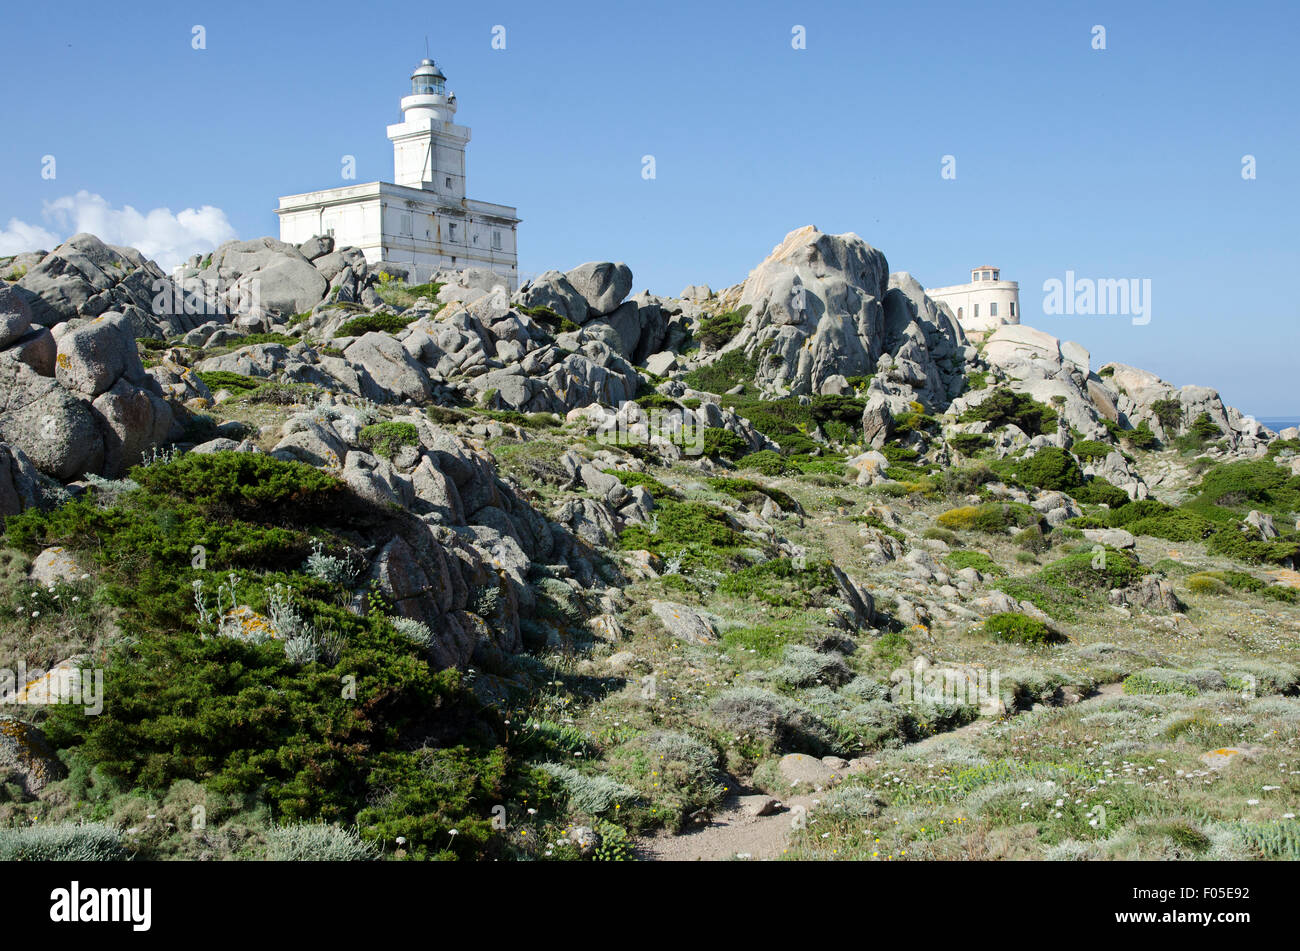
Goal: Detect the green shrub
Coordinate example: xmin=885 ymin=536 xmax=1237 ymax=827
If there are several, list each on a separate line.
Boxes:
xmin=358 ymin=422 xmax=420 ymax=459
xmin=997 ymin=548 xmax=1146 ymax=622
xmin=1263 ymin=585 xmax=1299 ymax=604
xmin=1185 ymin=458 xmax=1300 ymax=520
xmin=130 ymin=451 xmax=341 ymax=515
xmin=356 ymin=746 xmax=515 ymax=859
xmin=618 ymin=500 xmax=747 ymax=570
xmin=604 ymin=469 xmax=675 ymax=499
xmin=945 ymin=550 xmax=1006 ymax=577
xmin=707 ymin=476 xmax=795 ymax=511
xmin=984 ymin=612 xmax=1062 ymax=645
xmin=890 ymin=410 xmax=938 ymax=438
xmin=737 ymin=450 xmax=796 ymax=477
xmin=1070 ymin=440 xmax=1114 ymax=462
xmin=716 ymin=557 xmax=836 ymax=609
xmin=702 ymin=428 xmax=748 ymax=460
xmin=537 ymin=763 xmax=638 ymax=815
xmin=682 ymin=350 xmax=757 ymax=395
xmin=1151 ymin=398 xmax=1183 ymax=432
xmin=335 ymin=313 xmax=415 ymax=338
xmin=196 ymin=370 xmax=260 ymax=395
xmin=0 ymin=822 xmax=128 ymax=861
xmin=1014 ymin=525 xmax=1049 ymax=553
xmin=696 ymin=306 xmax=749 ymax=349
xmin=948 ymin=433 xmax=992 ymax=456
xmin=1072 ymin=477 xmax=1131 ymax=507
xmin=937 ymin=502 xmax=1040 ymax=533
xmin=1124 ymin=421 xmax=1160 ymax=450
xmin=960 ymin=388 xmax=1058 ymax=436
xmin=1008 ymin=447 xmax=1084 ymax=490
xmin=517 ymin=304 xmax=579 ymax=335
xmin=264 ymin=823 xmax=379 ymax=861
xmin=233 ymin=332 xmax=298 ymax=347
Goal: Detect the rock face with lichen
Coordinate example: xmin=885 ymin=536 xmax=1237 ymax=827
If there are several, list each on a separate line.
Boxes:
xmin=0 ymin=715 xmax=66 ymax=795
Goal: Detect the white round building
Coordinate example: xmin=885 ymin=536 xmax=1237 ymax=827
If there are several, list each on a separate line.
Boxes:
xmin=925 ymin=266 xmax=1020 ymax=337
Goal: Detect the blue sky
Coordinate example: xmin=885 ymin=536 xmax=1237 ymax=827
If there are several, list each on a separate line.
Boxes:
xmin=2 ymin=0 xmax=1297 ymax=414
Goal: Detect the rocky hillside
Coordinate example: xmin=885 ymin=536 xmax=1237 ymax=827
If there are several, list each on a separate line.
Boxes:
xmin=0 ymin=226 xmax=1296 ymax=862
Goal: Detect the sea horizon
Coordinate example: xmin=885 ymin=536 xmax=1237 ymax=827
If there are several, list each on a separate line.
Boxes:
xmin=1257 ymin=416 xmax=1300 ymax=432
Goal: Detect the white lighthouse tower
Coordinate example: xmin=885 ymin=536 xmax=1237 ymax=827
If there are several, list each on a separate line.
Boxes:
xmin=388 ymin=59 xmax=470 ymax=197
xmin=276 ymin=56 xmax=520 ymax=288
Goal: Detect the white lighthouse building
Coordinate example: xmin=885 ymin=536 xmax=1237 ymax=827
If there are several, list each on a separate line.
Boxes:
xmin=276 ymin=58 xmax=520 ymax=289
xmin=924 ymin=266 xmax=1020 ymax=338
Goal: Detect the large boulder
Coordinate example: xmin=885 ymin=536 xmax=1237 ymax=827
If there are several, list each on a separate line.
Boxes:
xmin=513 ymin=270 xmax=590 ymax=326
xmin=343 ymin=332 xmax=434 ymax=404
xmin=0 ymin=373 xmax=105 ymax=481
xmin=0 ymin=716 xmax=67 ymax=795
xmin=0 ymin=284 xmax=33 ymax=348
xmin=16 ymin=233 xmax=169 ymax=328
xmin=0 ymin=442 xmax=46 ymax=516
xmin=91 ymin=378 xmax=175 ymax=476
xmin=983 ymin=324 xmax=1065 ymax=375
xmin=54 ymin=312 xmax=148 ymax=397
xmin=197 ymin=237 xmax=329 ymax=319
xmin=564 ymin=262 xmax=633 ymax=318
xmin=718 ymin=226 xmax=898 ymax=396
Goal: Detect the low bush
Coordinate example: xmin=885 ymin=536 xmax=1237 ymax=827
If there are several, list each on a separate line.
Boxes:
xmin=682 ymin=350 xmax=757 ymax=395
xmin=948 ymin=433 xmax=992 ymax=456
xmin=710 ymin=687 xmax=839 ymax=756
xmin=0 ymin=822 xmax=128 ymax=861
xmin=707 ymin=476 xmax=796 ymax=511
xmin=737 ymin=450 xmax=796 ymax=477
xmin=264 ymin=823 xmax=378 ymax=861
xmin=618 ymin=500 xmax=748 ymax=570
xmin=997 ymin=548 xmax=1146 ymax=622
xmin=695 ymin=306 xmax=749 ymax=350
xmin=716 ymin=557 xmax=836 ymax=609
xmin=195 ymin=370 xmax=260 ymax=395
xmin=335 ymin=313 xmax=414 ymax=338
xmin=1008 ymin=447 xmax=1084 ymax=491
xmin=702 ymin=428 xmax=748 ymax=460
xmin=1070 ymin=440 xmax=1114 ymax=462
xmin=944 ymin=550 xmax=1006 ymax=577
xmin=357 ymin=422 xmax=420 ymax=459
xmin=937 ymin=502 xmax=1040 ymax=533
xmin=604 ymin=469 xmax=675 ymax=499
xmin=960 ymin=388 xmax=1058 ymax=436
xmin=983 ymin=612 xmax=1063 ymax=645
xmin=1072 ymin=477 xmax=1131 ymax=508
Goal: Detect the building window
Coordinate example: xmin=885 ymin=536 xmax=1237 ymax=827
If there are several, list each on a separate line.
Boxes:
xmin=957 ymin=307 xmax=963 ymax=319
xmin=399 ymin=214 xmax=413 ymax=236
xmin=973 ymin=304 xmax=979 ymax=318
xmin=448 ymin=223 xmax=458 ymax=242
xmin=1010 ymin=302 xmax=1016 ymax=317
xmin=445 ymin=176 xmax=452 ymax=189
xmin=990 ymin=302 xmax=998 ymax=317
xmin=492 ymin=229 xmax=503 ymax=250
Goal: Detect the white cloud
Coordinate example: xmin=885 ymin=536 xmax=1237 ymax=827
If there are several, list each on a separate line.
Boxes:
xmin=0 ymin=190 xmax=238 ymax=271
xmin=0 ymin=218 xmax=60 ymax=257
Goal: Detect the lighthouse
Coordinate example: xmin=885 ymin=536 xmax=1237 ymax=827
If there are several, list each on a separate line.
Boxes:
xmin=276 ymin=57 xmax=520 ymax=288
xmin=388 ymin=58 xmax=469 ymax=195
